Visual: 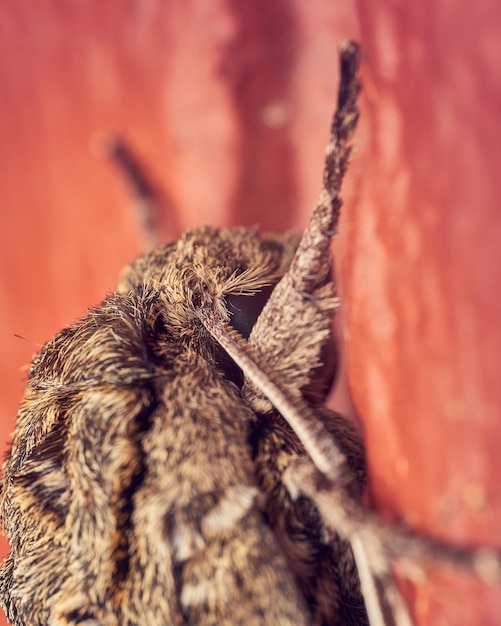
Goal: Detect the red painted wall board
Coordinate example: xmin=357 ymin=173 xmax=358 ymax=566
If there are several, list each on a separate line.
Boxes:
xmin=1 ymin=1 xmax=500 ymax=624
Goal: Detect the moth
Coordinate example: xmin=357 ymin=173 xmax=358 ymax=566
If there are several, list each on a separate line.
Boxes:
xmin=0 ymin=40 xmax=365 ymax=626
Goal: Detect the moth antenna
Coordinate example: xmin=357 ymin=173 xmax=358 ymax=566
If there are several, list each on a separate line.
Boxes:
xmin=105 ymin=137 xmax=165 ymax=249
xmin=198 ymin=308 xmax=351 ymax=482
xmin=288 ymin=39 xmax=360 ymax=297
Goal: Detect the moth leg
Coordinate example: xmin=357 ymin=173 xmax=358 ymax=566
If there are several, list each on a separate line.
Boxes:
xmin=351 ymin=538 xmax=414 ymax=626
xmin=284 ymin=457 xmax=413 ymax=626
xmin=285 ymin=456 xmax=501 ymax=626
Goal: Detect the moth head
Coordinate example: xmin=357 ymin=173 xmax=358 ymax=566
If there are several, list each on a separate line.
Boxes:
xmin=116 ymin=225 xmax=299 ymax=342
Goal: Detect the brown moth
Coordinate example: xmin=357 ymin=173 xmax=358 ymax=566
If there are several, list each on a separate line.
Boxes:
xmin=0 ymin=42 xmax=368 ymax=625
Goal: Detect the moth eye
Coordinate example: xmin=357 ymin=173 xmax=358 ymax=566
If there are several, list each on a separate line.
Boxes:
xmin=226 ymin=285 xmax=276 ymax=339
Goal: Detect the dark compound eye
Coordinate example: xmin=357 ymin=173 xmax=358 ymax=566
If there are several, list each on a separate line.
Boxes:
xmin=225 ymin=285 xmax=276 ymax=339
xmin=226 ymin=283 xmax=338 ymax=402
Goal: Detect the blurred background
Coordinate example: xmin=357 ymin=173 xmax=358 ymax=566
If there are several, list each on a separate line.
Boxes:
xmin=1 ymin=1 xmax=500 ymax=624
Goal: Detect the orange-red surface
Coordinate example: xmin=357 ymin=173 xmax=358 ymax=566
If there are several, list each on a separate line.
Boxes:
xmin=1 ymin=1 xmax=500 ymax=624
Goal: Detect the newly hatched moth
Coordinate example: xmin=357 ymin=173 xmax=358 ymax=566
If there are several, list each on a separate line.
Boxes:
xmin=0 ymin=42 xmax=367 ymax=625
